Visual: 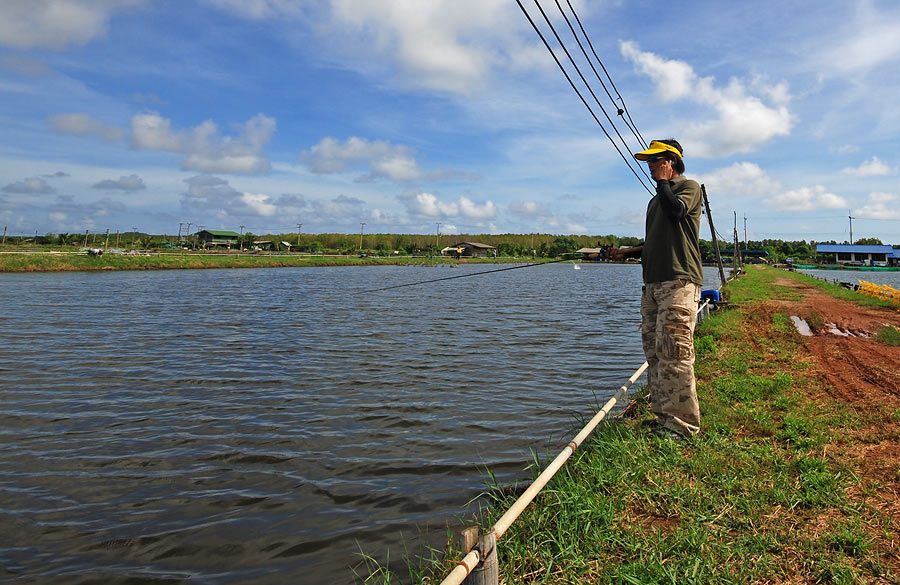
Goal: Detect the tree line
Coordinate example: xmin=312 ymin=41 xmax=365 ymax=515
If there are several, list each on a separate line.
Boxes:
xmin=6 ymin=231 xmax=894 ymax=262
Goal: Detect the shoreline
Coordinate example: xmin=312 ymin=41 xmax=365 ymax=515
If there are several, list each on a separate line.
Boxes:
xmin=0 ymin=251 xmax=545 ymax=273
xmin=407 ymin=265 xmax=900 ymax=584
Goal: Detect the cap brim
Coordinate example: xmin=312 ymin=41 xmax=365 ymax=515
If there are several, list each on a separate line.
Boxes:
xmin=633 ymin=147 xmax=669 ymax=161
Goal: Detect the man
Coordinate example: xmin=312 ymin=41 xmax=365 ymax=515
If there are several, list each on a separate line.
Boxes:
xmin=610 ymin=139 xmax=703 ymax=440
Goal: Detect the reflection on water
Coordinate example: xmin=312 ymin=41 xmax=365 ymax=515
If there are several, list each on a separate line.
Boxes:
xmin=0 ymin=264 xmax=720 ymax=584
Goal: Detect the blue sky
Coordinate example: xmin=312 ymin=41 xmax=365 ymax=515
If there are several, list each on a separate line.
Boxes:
xmin=1 ymin=0 xmax=899 ymax=243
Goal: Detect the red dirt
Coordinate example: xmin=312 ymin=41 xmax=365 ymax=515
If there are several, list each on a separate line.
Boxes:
xmin=762 ymin=273 xmax=900 ymax=573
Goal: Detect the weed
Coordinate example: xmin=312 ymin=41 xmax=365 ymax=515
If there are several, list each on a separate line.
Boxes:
xmin=875 ymin=324 xmax=900 ymax=346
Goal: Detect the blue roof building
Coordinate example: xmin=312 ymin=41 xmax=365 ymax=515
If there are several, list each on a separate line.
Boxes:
xmin=816 ymin=244 xmax=899 ymax=267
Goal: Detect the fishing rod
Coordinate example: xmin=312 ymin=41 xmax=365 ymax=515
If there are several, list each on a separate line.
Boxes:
xmin=360 ymin=252 xmax=596 ymax=294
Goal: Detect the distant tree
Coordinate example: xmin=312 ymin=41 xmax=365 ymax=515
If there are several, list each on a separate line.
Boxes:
xmin=548 ymin=235 xmax=578 ymax=258
xmin=855 ymin=237 xmax=883 ymax=245
xmin=57 ymin=232 xmax=71 ymax=246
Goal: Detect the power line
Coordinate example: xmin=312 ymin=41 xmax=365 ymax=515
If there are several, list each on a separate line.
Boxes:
xmin=555 ymin=0 xmax=648 ymax=150
xmin=515 ymin=0 xmax=654 ymax=195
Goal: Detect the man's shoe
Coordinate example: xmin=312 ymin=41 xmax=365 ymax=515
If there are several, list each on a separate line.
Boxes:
xmin=651 ymin=426 xmax=685 ymax=441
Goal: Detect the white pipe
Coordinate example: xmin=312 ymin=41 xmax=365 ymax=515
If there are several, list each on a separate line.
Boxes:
xmin=438 ymin=361 xmax=649 ymax=585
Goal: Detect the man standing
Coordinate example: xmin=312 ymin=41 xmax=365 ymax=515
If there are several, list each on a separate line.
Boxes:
xmin=610 ymin=139 xmax=703 ymax=440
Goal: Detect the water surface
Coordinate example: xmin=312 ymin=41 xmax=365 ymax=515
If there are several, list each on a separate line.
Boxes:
xmin=1 ymin=263 xmax=719 ymax=584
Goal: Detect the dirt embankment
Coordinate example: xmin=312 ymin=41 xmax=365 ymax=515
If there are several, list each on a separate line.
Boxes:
xmin=761 ymin=275 xmax=900 ymax=557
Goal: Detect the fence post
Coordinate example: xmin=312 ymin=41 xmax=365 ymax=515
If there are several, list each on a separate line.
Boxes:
xmin=462 ymin=530 xmax=497 ymax=585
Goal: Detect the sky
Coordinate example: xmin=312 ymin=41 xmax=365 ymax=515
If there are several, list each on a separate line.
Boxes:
xmin=1 ymin=0 xmax=899 ymax=244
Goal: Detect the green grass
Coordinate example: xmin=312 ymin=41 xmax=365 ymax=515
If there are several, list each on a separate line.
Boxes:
xmin=0 ymin=251 xmax=517 ymax=272
xmin=875 ymin=324 xmax=900 ymax=346
xmin=361 ymin=266 xmax=899 ymax=584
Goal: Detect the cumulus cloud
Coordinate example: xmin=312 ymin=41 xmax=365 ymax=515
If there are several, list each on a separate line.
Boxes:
xmin=49 ymin=112 xmax=124 ymax=142
xmin=405 ymin=192 xmax=496 ymax=219
xmin=93 ymin=174 xmax=146 ymax=191
xmin=0 ymin=0 xmax=141 ymax=50
xmin=763 ymin=185 xmax=848 ymax=212
xmin=132 ymin=112 xmax=275 ymax=174
xmin=840 ymin=157 xmax=893 ymax=176
xmin=326 ymin=0 xmax=517 ymax=94
xmin=3 ymin=177 xmax=56 ymax=194
xmin=855 ymin=192 xmax=900 ymax=220
xmin=301 ymin=136 xmax=477 ymax=183
xmin=694 ymin=162 xmax=781 ymax=198
xmin=181 ymin=175 xmax=278 ymax=218
xmin=620 ymin=41 xmax=793 ymax=157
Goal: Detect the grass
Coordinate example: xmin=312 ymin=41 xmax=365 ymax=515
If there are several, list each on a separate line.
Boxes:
xmin=875 ymin=325 xmax=900 ymax=346
xmin=0 ymin=251 xmax=525 ymax=272
xmin=363 ymin=265 xmax=898 ymax=584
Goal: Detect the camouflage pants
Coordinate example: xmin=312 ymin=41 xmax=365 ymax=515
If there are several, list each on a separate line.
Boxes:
xmin=640 ymin=280 xmax=701 ymax=436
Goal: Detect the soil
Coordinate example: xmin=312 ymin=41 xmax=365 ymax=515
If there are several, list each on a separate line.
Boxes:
xmin=756 ymin=270 xmax=900 ymax=572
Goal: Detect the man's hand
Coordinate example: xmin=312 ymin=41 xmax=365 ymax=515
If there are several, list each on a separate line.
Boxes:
xmin=607 ymin=246 xmax=624 ymax=261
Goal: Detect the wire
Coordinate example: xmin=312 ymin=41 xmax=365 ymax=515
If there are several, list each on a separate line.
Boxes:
xmin=515 ymin=0 xmax=654 ymax=195
xmin=563 ymin=0 xmax=647 ymax=147
xmin=359 ymin=255 xmax=579 ymax=293
xmin=547 ymin=0 xmax=653 ymax=185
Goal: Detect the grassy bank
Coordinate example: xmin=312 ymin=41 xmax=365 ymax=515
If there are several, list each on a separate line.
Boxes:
xmin=392 ymin=266 xmax=899 ymax=584
xmin=0 ymin=252 xmax=534 ymax=272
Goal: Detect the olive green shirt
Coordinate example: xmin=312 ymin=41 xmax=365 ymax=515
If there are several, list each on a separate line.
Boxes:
xmin=642 ymin=175 xmax=704 ymax=285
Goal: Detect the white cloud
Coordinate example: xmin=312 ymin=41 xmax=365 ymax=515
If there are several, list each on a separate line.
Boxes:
xmin=49 ymin=112 xmax=124 ymax=142
xmin=301 ymin=136 xmax=477 ymax=183
xmin=840 ymin=157 xmax=893 ymax=177
xmin=327 ymin=0 xmax=514 ymax=95
xmin=855 ymin=192 xmax=900 ymax=220
xmin=694 ymin=162 xmax=781 ymax=198
xmin=3 ymin=177 xmax=56 ymax=194
xmin=93 ymin=174 xmax=146 ymax=191
xmin=406 ymin=192 xmax=496 ymax=219
xmin=763 ymin=185 xmax=848 ymax=212
xmin=182 ymin=175 xmax=278 ymax=218
xmin=132 ymin=112 xmax=275 ymax=174
xmin=620 ymin=41 xmax=793 ymax=157
xmin=0 ymin=0 xmax=142 ymax=50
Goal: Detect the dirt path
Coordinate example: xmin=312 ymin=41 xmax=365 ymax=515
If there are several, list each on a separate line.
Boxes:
xmin=761 ymin=272 xmax=900 ymax=571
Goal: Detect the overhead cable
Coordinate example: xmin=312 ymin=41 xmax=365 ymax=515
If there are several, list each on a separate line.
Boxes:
xmin=562 ymin=0 xmax=647 ymax=147
xmin=515 ymin=0 xmax=654 ymax=195
xmin=546 ymin=0 xmax=652 ymax=185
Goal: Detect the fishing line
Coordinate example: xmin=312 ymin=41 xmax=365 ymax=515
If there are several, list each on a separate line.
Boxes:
xmin=359 ymin=254 xmax=584 ymax=293
xmin=515 ymin=0 xmax=654 ymax=195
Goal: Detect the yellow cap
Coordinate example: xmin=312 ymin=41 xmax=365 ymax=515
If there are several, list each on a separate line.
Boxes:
xmin=633 ymin=140 xmax=683 ymax=161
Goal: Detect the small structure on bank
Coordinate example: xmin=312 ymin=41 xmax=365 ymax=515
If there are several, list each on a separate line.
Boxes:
xmin=197 ymin=230 xmax=240 ymax=248
xmin=440 ymin=241 xmax=497 ymax=258
xmin=816 ymin=244 xmax=898 ymax=267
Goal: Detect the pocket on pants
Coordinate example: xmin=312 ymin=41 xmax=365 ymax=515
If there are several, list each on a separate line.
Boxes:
xmin=661 ymin=306 xmax=694 ymax=360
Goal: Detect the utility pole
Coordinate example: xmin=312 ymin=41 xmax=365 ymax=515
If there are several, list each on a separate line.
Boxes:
xmin=701 ymin=185 xmax=726 ymax=287
xmin=1 ymin=225 xmax=6 ymax=246
xmin=743 ymin=214 xmax=747 ymax=250
xmin=733 ymin=211 xmax=741 ymax=275
xmin=297 ymin=223 xmax=302 ymax=249
xmin=186 ymin=223 xmax=192 ymax=249
xmin=83 ymin=229 xmax=89 ymax=247
xmin=435 ymin=222 xmax=441 ymax=249
xmin=359 ymin=222 xmax=366 ymax=251
xmin=104 ymin=229 xmax=110 ymax=250
xmin=116 ymin=230 xmax=120 ymax=248
xmin=848 ymin=212 xmax=854 ymax=245
xmin=177 ymin=222 xmax=184 ymax=245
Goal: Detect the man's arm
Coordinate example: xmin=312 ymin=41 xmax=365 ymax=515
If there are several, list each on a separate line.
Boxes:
xmin=608 ymin=245 xmax=643 ymax=261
